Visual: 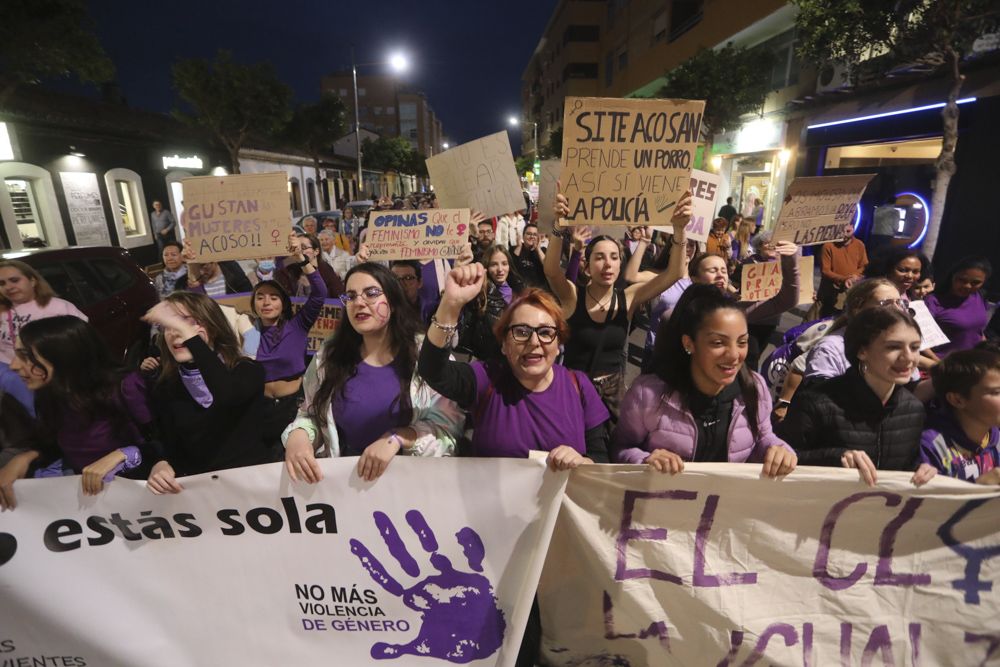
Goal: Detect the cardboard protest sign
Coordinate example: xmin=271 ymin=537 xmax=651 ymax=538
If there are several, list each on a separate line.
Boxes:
xmin=653 ymin=168 xmax=720 ymax=241
xmin=426 ymin=132 xmax=524 ymax=218
xmin=559 ymin=96 xmax=705 ymax=226
xmin=180 ymin=172 xmax=291 ymax=262
xmin=536 ymin=159 xmax=561 ymax=234
xmin=213 ymin=292 xmax=342 ymax=355
xmin=739 ymin=255 xmax=814 ymax=304
xmin=364 ymin=209 xmax=470 ymax=262
xmin=772 ymin=174 xmax=875 ymax=246
xmin=908 ymin=299 xmax=951 ymax=351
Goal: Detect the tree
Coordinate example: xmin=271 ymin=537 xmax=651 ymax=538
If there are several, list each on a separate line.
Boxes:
xmin=656 ymin=43 xmax=776 ymax=156
xmin=362 ymin=136 xmax=416 ymax=173
xmin=173 ymin=50 xmax=292 ymax=174
xmin=544 ymin=126 xmax=563 ymax=160
xmin=515 ymin=155 xmax=535 ymax=176
xmin=405 ymin=150 xmax=429 ymax=179
xmin=0 ymin=0 xmax=115 ymax=105
xmin=286 ymin=94 xmax=347 ymax=207
xmin=793 ymin=0 xmax=1000 ymax=258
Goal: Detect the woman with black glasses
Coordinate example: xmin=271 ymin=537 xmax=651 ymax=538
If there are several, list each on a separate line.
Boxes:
xmin=418 ymin=263 xmax=610 ymax=468
xmin=282 ymin=263 xmax=463 ymax=484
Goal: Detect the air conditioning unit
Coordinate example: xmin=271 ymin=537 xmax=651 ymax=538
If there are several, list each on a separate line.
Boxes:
xmin=816 ymin=62 xmax=854 ymax=94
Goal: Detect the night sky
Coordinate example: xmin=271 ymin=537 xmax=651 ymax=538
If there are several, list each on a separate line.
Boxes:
xmin=82 ymin=0 xmax=559 ymax=152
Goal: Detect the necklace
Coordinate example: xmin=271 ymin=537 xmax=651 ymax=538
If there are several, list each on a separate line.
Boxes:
xmin=587 ymin=287 xmax=612 ymax=312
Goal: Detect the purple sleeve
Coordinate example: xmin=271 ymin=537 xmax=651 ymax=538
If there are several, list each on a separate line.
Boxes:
xmin=745 ymin=253 xmax=799 ymax=324
xmin=294 ymin=271 xmax=328 ymax=331
xmin=923 ymin=293 xmax=943 ymax=318
xmin=121 ymin=371 xmax=154 ymax=427
xmin=565 ymin=248 xmax=582 ymax=283
xmin=803 ymin=337 xmax=848 ymax=380
xmin=613 ymin=377 xmax=653 ymax=464
xmin=918 ymin=429 xmax=947 ymax=473
xmin=746 ymin=373 xmax=795 ymax=462
xmin=575 ymin=371 xmax=610 ymax=431
xmin=188 ymin=282 xmax=206 ymax=295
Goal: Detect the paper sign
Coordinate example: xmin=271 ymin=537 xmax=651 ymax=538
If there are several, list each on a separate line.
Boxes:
xmin=740 ymin=255 xmax=814 ymax=304
xmin=559 ymin=96 xmax=705 ymax=226
xmin=181 ymin=172 xmax=291 ymax=261
xmin=213 ymin=292 xmax=342 ymax=355
xmin=653 ymin=168 xmax=720 ymax=241
xmin=426 ymin=132 xmax=525 ymax=218
xmin=59 ymin=172 xmax=111 ymax=245
xmin=772 ymin=174 xmax=876 ymax=246
xmin=364 ymin=208 xmax=470 ymax=261
xmin=908 ymin=299 xmax=951 ymax=351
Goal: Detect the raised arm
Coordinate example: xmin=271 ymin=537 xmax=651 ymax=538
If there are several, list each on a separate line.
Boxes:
xmin=745 ymin=242 xmax=801 ymax=324
xmin=626 ymin=193 xmax=693 ymax=317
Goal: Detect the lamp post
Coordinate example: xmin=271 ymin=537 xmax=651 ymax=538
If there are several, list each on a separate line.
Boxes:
xmin=350 ymin=47 xmax=409 ymax=199
xmin=508 ymin=115 xmax=538 ymax=157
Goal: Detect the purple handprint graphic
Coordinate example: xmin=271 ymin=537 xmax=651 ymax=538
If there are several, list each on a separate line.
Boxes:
xmin=350 ymin=510 xmax=506 ymax=662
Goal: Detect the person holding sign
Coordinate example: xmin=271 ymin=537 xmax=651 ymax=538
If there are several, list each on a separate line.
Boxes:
xmin=458 ymin=245 xmax=526 ymax=361
xmin=276 ymin=233 xmax=343 ymax=299
xmin=613 ymin=284 xmax=797 ymax=477
xmin=249 ymin=234 xmax=329 ymax=455
xmin=0 ymin=317 xmax=152 ymax=510
xmin=779 ymin=307 xmax=935 ymax=487
xmin=546 ymin=190 xmax=694 ymax=420
xmin=143 ymin=293 xmax=271 ymax=494
xmin=282 ymin=263 xmax=463 ymax=484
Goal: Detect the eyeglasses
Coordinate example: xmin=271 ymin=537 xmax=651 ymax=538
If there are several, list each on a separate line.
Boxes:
xmin=340 ymin=286 xmax=384 ymax=304
xmin=876 ymin=298 xmax=906 ymax=310
xmin=507 ymin=324 xmax=558 ymax=344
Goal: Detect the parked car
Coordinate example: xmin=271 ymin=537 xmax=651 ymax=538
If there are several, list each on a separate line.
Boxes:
xmin=1 ymin=246 xmax=159 ymax=365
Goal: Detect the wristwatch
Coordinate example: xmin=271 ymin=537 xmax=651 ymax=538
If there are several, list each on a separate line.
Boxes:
xmin=775 ymin=399 xmax=791 ymax=409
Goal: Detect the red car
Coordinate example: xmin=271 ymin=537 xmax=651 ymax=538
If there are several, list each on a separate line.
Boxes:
xmin=1 ymin=246 xmax=159 ymax=365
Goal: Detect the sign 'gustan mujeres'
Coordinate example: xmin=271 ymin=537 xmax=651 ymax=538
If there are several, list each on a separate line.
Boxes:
xmin=559 ymin=96 xmax=705 ymax=226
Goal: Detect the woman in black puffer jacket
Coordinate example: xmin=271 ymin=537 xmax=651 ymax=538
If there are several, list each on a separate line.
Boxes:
xmin=778 ymin=307 xmax=937 ymax=486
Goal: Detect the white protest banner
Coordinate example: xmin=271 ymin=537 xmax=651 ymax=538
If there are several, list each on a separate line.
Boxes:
xmin=426 ymin=132 xmax=524 ymax=218
xmin=559 ymin=96 xmax=705 ymax=227
xmin=181 ymin=171 xmax=291 ymax=262
xmin=908 ymin=299 xmax=951 ymax=351
xmin=772 ymin=174 xmax=876 ymax=246
xmin=365 ymin=208 xmax=471 ymax=262
xmin=739 ymin=255 xmax=814 ymax=304
xmin=653 ymin=168 xmax=721 ymax=241
xmin=539 ymin=464 xmax=1000 ymax=666
xmin=0 ymin=458 xmax=565 ymax=667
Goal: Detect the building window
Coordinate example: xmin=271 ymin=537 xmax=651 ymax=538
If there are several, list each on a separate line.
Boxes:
xmin=563 ymin=25 xmax=599 ymax=44
xmin=652 ymin=11 xmax=668 ymax=43
xmin=289 ymin=178 xmax=302 ymax=214
xmin=339 ymin=88 xmax=348 ymax=96
xmin=604 ymin=52 xmax=614 ymax=86
xmin=563 ymin=63 xmax=599 ymax=81
xmin=669 ymin=0 xmax=704 ymax=41
xmin=386 ymin=107 xmax=395 ymax=115
xmin=306 ymin=178 xmax=317 ymax=212
xmin=0 ymin=162 xmax=68 ymax=250
xmin=618 ymin=48 xmax=628 ymax=71
xmin=758 ymin=29 xmax=800 ymax=89
xmin=104 ymin=168 xmax=152 ymax=248
xmin=374 ymin=106 xmax=383 ymax=115
xmin=5 ymin=179 xmax=47 ymax=246
xmin=358 ymin=87 xmax=366 ymax=97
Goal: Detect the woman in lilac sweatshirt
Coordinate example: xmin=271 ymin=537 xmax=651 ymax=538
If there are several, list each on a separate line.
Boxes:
xmin=613 ymin=284 xmax=797 ymax=476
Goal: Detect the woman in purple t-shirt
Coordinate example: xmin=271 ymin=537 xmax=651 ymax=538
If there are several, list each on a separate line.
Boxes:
xmin=926 ymin=256 xmax=992 ymax=357
xmin=419 ymin=264 xmax=610 ymax=469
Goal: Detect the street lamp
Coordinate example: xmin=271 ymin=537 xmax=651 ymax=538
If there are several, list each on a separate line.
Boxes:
xmin=442 ymin=142 xmax=449 ymax=150
xmin=508 ymin=116 xmax=538 ymax=158
xmin=350 ymin=47 xmax=410 ymax=198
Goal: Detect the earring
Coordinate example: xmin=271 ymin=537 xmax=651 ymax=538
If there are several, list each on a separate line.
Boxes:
xmin=684 ymin=348 xmax=692 ymax=355
xmin=859 ymin=361 xmax=868 ymax=374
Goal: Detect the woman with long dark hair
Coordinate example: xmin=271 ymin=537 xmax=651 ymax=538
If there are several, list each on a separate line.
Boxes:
xmin=614 ymin=284 xmax=796 ymax=476
xmin=0 ymin=316 xmax=152 ymax=509
xmin=143 ymin=292 xmax=271 ymax=494
xmin=459 ymin=244 xmax=526 ymax=360
xmin=283 ymin=263 xmax=462 ymax=483
xmin=925 ymin=256 xmax=993 ymax=357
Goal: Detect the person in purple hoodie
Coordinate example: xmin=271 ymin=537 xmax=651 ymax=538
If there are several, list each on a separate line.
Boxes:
xmin=614 ymin=283 xmax=797 ymax=477
xmin=925 ymin=256 xmax=992 ymax=357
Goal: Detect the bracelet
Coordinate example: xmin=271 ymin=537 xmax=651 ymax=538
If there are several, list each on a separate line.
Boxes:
xmin=430 ymin=315 xmax=459 ymax=334
xmin=388 ymin=431 xmax=405 ymax=451
xmin=671 ymin=236 xmax=686 ymax=246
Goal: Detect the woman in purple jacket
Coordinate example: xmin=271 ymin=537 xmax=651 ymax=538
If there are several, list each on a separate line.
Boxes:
xmin=613 ymin=284 xmax=797 ymax=476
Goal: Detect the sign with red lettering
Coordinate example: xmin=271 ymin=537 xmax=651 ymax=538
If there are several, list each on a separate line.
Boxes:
xmin=364 ymin=209 xmax=471 ymax=262
xmin=181 ymin=172 xmax=291 ymax=262
xmin=772 ymin=175 xmax=876 ymax=246
xmin=740 ymin=255 xmax=814 ymax=304
xmin=559 ymin=96 xmax=705 ymax=226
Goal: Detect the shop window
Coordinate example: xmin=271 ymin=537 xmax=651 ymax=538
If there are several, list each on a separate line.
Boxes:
xmin=306 ymin=178 xmax=317 ymax=212
xmin=104 ymin=168 xmax=152 ymax=249
xmin=289 ymin=178 xmax=302 ymax=214
xmin=0 ymin=162 xmax=67 ymax=250
xmin=165 ymin=170 xmax=191 ymax=241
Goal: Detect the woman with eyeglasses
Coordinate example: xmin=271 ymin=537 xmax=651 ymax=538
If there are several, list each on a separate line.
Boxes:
xmin=544 ymin=191 xmax=694 ymax=421
xmin=276 ymin=232 xmax=344 ymax=299
xmin=614 ymin=284 xmax=797 ymax=477
xmin=0 ymin=316 xmax=152 ymax=510
xmin=925 ymin=256 xmax=993 ymax=357
xmin=246 ymin=235 xmax=328 ymax=455
xmin=142 ymin=293 xmax=271 ymax=494
xmin=282 ymin=263 xmax=463 ymax=484
xmin=779 ymin=307 xmax=935 ymax=487
xmin=419 ymin=264 xmax=610 ymax=468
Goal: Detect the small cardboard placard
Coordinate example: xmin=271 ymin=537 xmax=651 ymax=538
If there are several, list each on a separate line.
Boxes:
xmin=740 ymin=255 xmax=814 ymax=305
xmin=536 ymin=159 xmax=561 ymax=235
xmin=908 ymin=299 xmax=951 ymax=351
xmin=771 ymin=175 xmax=876 ymax=246
xmin=181 ymin=172 xmax=290 ymax=262
xmin=364 ymin=208 xmax=471 ymax=261
xmin=212 ymin=293 xmax=342 ymax=356
xmin=426 ymin=132 xmax=524 ymax=218
xmin=653 ymin=168 xmax=721 ymax=242
xmin=559 ymin=96 xmax=705 ymax=226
